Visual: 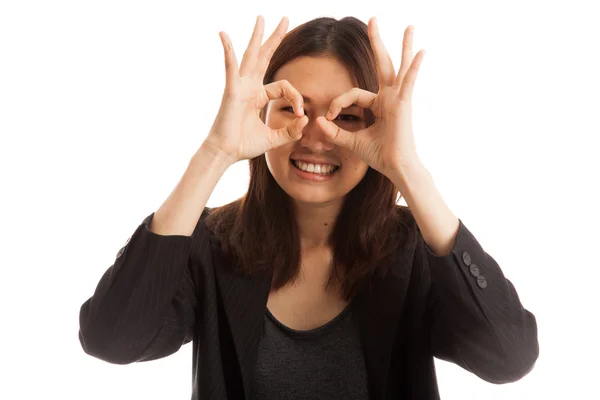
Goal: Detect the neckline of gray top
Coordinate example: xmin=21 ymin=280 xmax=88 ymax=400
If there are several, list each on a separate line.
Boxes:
xmin=265 ymin=300 xmax=355 ymax=340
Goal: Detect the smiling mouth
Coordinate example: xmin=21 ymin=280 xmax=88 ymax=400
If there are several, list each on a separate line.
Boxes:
xmin=290 ymin=159 xmax=341 ymax=175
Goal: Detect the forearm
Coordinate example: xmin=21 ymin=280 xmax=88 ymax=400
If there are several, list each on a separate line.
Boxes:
xmin=392 ymin=162 xmax=538 ymax=382
xmin=389 ymin=160 xmax=460 ymax=256
xmin=79 ymin=140 xmax=232 ymax=362
xmin=422 ymin=218 xmax=539 ymax=383
xmin=151 ymin=140 xmax=234 ymax=236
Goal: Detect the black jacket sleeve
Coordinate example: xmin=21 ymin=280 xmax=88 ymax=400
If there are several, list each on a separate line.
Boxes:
xmin=422 ymin=218 xmax=539 ymax=383
xmin=78 ymin=208 xmax=211 ymax=364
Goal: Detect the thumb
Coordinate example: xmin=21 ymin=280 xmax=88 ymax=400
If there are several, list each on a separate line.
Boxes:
xmin=271 ymin=115 xmax=308 ymax=145
xmin=316 ymin=116 xmax=357 ymax=151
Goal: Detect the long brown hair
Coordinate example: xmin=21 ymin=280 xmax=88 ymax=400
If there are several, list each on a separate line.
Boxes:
xmin=205 ymin=16 xmax=418 ymax=301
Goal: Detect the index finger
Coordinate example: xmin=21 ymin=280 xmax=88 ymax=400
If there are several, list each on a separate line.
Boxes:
xmin=326 ymin=88 xmax=377 ymax=120
xmin=264 ymin=79 xmax=304 ymax=117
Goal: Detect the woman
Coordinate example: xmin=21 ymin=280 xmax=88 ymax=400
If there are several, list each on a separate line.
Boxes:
xmin=78 ymin=15 xmax=539 ymax=399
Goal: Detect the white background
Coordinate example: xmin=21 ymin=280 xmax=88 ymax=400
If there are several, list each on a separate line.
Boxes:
xmin=1 ymin=0 xmax=598 ymax=399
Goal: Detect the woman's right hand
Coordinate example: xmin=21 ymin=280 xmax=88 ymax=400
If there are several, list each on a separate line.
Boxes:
xmin=205 ymin=16 xmax=308 ymax=164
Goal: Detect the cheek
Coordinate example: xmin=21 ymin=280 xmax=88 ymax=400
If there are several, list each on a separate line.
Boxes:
xmin=340 ymin=152 xmax=365 ymax=168
xmin=340 ymin=154 xmax=369 ymax=178
xmin=265 ymin=148 xmax=290 ymax=173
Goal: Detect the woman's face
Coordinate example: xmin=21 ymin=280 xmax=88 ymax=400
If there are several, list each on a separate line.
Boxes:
xmin=264 ymin=56 xmax=370 ymax=207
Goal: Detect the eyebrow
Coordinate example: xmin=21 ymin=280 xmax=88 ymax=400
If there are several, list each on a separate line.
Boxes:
xmin=299 ymin=95 xmax=360 ymax=109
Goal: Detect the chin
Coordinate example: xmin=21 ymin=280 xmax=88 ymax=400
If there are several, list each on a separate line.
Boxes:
xmin=286 ymin=188 xmax=344 ymax=206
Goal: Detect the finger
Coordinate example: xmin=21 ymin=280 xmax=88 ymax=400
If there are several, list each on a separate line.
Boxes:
xmin=394 ymin=25 xmax=414 ymax=88
xmin=255 ymin=17 xmax=289 ymax=77
xmin=239 ymin=16 xmax=265 ymax=76
xmin=264 ymin=79 xmax=304 ymax=117
xmin=368 ymin=17 xmax=396 ymax=87
xmin=326 ymin=88 xmax=376 ymax=120
xmin=218 ymin=31 xmax=239 ymax=89
xmin=316 ymin=116 xmax=359 ymax=152
xmin=271 ymin=115 xmax=308 ymax=142
xmin=399 ymin=49 xmax=425 ymax=101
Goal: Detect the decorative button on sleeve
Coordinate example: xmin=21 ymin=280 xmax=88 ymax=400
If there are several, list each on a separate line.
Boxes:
xmin=462 ymin=251 xmax=472 ymax=266
xmin=116 ymin=236 xmax=131 ymax=259
xmin=477 ymin=275 xmax=488 ymax=289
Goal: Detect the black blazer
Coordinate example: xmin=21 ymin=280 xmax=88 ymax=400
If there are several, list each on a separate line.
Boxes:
xmin=78 ymin=207 xmax=539 ymax=400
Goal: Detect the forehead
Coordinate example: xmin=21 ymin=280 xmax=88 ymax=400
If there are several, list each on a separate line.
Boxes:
xmin=272 ymin=56 xmax=357 ymax=104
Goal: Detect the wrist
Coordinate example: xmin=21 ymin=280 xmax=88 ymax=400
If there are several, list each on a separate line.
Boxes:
xmin=198 ymin=138 xmax=236 ymax=162
xmin=389 ymin=158 xmax=427 ymax=187
xmin=193 ymin=140 xmax=236 ymax=171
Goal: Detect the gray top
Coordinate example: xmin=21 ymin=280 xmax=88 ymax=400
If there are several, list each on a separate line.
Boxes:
xmin=249 ymin=301 xmax=369 ymax=400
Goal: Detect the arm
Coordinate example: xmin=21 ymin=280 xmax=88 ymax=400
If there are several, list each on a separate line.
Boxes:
xmin=392 ymin=161 xmax=539 ymax=383
xmin=78 ymin=142 xmax=233 ymax=364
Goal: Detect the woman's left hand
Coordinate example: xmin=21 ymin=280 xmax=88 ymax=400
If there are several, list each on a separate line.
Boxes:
xmin=316 ymin=18 xmax=426 ymax=178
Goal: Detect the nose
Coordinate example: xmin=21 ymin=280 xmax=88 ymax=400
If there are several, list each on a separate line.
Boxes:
xmin=299 ymin=113 xmax=335 ymax=152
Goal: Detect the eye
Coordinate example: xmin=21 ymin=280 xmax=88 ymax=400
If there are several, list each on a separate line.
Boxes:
xmin=280 ymin=106 xmax=296 ymax=113
xmin=280 ymin=107 xmax=361 ymax=123
xmin=335 ymin=114 xmax=361 ymax=122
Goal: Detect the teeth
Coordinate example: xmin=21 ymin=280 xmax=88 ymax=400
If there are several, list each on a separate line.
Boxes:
xmin=292 ymin=160 xmax=338 ymax=175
